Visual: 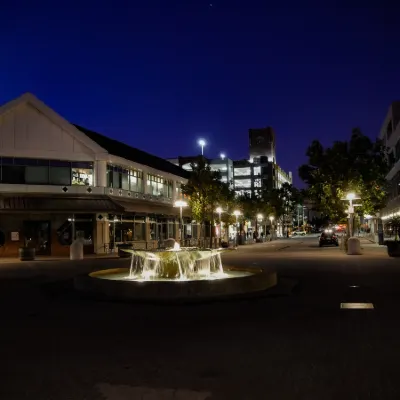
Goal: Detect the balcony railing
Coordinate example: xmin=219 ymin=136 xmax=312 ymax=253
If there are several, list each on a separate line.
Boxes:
xmin=0 ymin=184 xmax=174 ymax=205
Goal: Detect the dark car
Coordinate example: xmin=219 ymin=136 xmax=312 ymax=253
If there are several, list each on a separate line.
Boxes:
xmin=319 ymin=230 xmax=339 ymax=247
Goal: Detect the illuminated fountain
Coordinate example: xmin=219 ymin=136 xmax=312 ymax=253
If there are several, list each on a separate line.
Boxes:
xmin=74 ymin=240 xmax=277 ymax=301
xmin=125 ymin=241 xmax=226 ymax=281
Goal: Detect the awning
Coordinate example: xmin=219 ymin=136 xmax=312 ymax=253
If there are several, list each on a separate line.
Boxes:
xmin=0 ymin=196 xmax=125 ymax=213
xmin=112 ymin=198 xmax=191 ymax=217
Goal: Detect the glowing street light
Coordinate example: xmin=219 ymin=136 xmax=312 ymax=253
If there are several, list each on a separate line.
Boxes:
xmin=269 ymin=215 xmax=275 ymax=240
xmin=220 ymin=153 xmax=226 ymax=160
xmin=198 ymin=139 xmax=206 ymax=155
xmin=174 ymin=200 xmax=188 ymax=241
xmin=346 ymin=192 xmax=356 ymax=201
xmin=342 ymin=192 xmax=361 ymax=237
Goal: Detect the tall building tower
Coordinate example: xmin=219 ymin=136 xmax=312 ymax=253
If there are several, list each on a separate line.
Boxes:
xmin=248 ymin=127 xmax=276 ymax=163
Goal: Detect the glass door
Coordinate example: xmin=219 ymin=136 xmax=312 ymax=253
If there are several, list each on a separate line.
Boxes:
xmin=23 ymin=221 xmax=51 ymax=255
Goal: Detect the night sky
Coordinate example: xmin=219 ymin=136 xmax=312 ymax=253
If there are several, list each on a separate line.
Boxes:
xmin=2 ymin=1 xmax=400 ymax=186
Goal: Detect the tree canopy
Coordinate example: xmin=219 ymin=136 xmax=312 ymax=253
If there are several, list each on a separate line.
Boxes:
xmin=298 ymin=128 xmax=391 ymax=222
xmin=181 ymin=157 xmax=235 ymax=226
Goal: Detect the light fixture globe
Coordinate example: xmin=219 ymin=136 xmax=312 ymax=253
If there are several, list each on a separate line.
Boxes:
xmin=174 ymin=200 xmax=188 ymax=208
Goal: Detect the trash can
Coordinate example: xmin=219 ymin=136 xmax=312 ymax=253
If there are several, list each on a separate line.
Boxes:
xmin=378 ymin=232 xmax=384 ymax=245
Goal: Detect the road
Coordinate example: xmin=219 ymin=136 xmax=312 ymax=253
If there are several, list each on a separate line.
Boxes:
xmin=0 ymin=236 xmax=399 ymax=399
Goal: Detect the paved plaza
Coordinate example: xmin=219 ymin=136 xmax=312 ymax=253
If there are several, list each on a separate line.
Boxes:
xmin=0 ymin=237 xmax=399 ymax=399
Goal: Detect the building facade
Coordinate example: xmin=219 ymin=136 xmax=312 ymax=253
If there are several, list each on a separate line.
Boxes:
xmin=168 ymin=127 xmax=292 ymax=198
xmin=380 ymin=101 xmax=400 ymax=221
xmin=167 ymin=155 xmax=234 ymax=185
xmin=0 ymin=93 xmax=192 ymax=257
xmin=249 ymin=126 xmax=276 ymax=163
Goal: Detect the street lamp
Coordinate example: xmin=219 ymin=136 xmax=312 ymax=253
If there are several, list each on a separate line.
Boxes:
xmin=174 ymin=200 xmax=188 ymax=242
xmin=220 ymin=153 xmax=225 ymax=160
xmin=233 ymin=210 xmax=241 ymax=246
xmin=198 ymin=139 xmax=206 ymax=156
xmin=269 ymin=215 xmax=274 ymax=240
xmin=113 ymin=216 xmax=119 ymax=253
xmin=216 ymin=207 xmax=223 ymax=241
xmin=343 ymin=192 xmax=360 ymax=237
xmin=257 ymin=213 xmax=263 ymax=238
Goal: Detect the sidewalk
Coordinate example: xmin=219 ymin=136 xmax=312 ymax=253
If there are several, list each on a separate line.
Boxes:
xmin=0 ymin=253 xmax=119 ymax=264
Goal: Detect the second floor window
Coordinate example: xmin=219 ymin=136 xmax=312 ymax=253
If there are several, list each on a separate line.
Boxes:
xmin=147 ymin=174 xmax=173 ymax=197
xmin=107 ymin=165 xmax=143 ymax=192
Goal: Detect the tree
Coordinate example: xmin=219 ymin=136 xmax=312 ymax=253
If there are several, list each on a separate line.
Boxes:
xmin=299 ymin=129 xmax=390 ymax=222
xmin=181 ymin=157 xmax=235 ymax=246
xmin=260 ymin=182 xmax=301 ymax=236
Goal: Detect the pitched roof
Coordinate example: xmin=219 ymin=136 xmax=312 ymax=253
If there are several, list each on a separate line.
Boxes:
xmin=0 ymin=92 xmax=107 ymax=155
xmin=74 ymin=124 xmax=189 ymax=179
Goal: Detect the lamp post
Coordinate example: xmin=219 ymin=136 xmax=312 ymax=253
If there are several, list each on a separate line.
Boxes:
xmin=257 ymin=213 xmax=263 ymax=239
xmin=174 ymin=200 xmax=188 ymax=242
xmin=233 ymin=210 xmax=241 ymax=247
xmin=269 ymin=215 xmax=274 ymax=240
xmin=342 ymin=192 xmax=361 ymax=237
xmin=216 ymin=207 xmax=223 ymax=244
xmin=220 ymin=153 xmax=225 ymax=160
xmin=198 ymin=139 xmax=206 ymax=156
xmin=113 ymin=216 xmax=119 ymax=253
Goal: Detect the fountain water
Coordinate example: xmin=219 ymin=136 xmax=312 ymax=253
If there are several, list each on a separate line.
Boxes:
xmin=74 ymin=240 xmax=278 ymax=301
xmin=123 ymin=241 xmax=227 ymax=281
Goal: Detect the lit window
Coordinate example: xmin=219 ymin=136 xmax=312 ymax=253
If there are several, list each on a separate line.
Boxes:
xmin=234 ymin=178 xmax=251 ymax=188
xmin=234 ymin=167 xmax=251 ymax=176
xmin=72 ymin=163 xmax=93 ymax=186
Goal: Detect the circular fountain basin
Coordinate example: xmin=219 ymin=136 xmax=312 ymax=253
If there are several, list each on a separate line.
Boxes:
xmin=74 ymin=267 xmax=277 ymax=302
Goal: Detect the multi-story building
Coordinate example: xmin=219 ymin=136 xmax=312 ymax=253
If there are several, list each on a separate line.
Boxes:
xmin=249 ymin=126 xmax=276 ymax=163
xmin=167 ymin=155 xmax=234 ymax=185
xmin=0 ymin=92 xmax=192 ymax=257
xmin=380 ymin=101 xmax=400 ymax=221
xmin=168 ymin=127 xmax=292 ymax=198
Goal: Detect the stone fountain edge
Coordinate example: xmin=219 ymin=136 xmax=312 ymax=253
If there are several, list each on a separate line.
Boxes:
xmin=74 ymin=266 xmax=277 ymax=303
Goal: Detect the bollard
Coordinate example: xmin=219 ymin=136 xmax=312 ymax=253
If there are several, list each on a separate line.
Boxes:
xmin=347 ymin=237 xmax=362 ymax=255
xmin=70 ymin=238 xmax=84 ymax=260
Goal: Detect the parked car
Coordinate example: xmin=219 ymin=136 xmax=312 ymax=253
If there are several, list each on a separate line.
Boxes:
xmin=291 ymin=230 xmax=306 ymax=237
xmin=319 ymin=230 xmax=339 ymax=247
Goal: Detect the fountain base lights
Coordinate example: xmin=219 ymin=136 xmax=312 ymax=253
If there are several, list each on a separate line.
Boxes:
xmin=74 ymin=266 xmax=277 ymax=302
xmin=74 ymin=241 xmax=277 ymax=302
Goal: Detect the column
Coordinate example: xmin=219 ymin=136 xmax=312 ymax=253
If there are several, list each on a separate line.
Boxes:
xmin=96 ymin=160 xmax=107 ymax=187
xmin=145 ymin=216 xmax=151 ymax=242
xmin=94 ymin=214 xmax=110 ymax=254
xmin=172 ymin=180 xmax=177 ymax=202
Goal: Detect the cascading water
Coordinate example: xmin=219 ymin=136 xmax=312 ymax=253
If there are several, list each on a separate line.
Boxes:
xmin=123 ymin=241 xmax=227 ymax=281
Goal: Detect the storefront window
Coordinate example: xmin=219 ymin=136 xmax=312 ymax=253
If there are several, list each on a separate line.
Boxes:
xmin=72 ymin=162 xmax=93 ymax=186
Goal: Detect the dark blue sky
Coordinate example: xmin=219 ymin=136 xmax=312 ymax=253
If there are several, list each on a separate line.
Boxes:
xmin=1 ymin=1 xmax=399 ymax=186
